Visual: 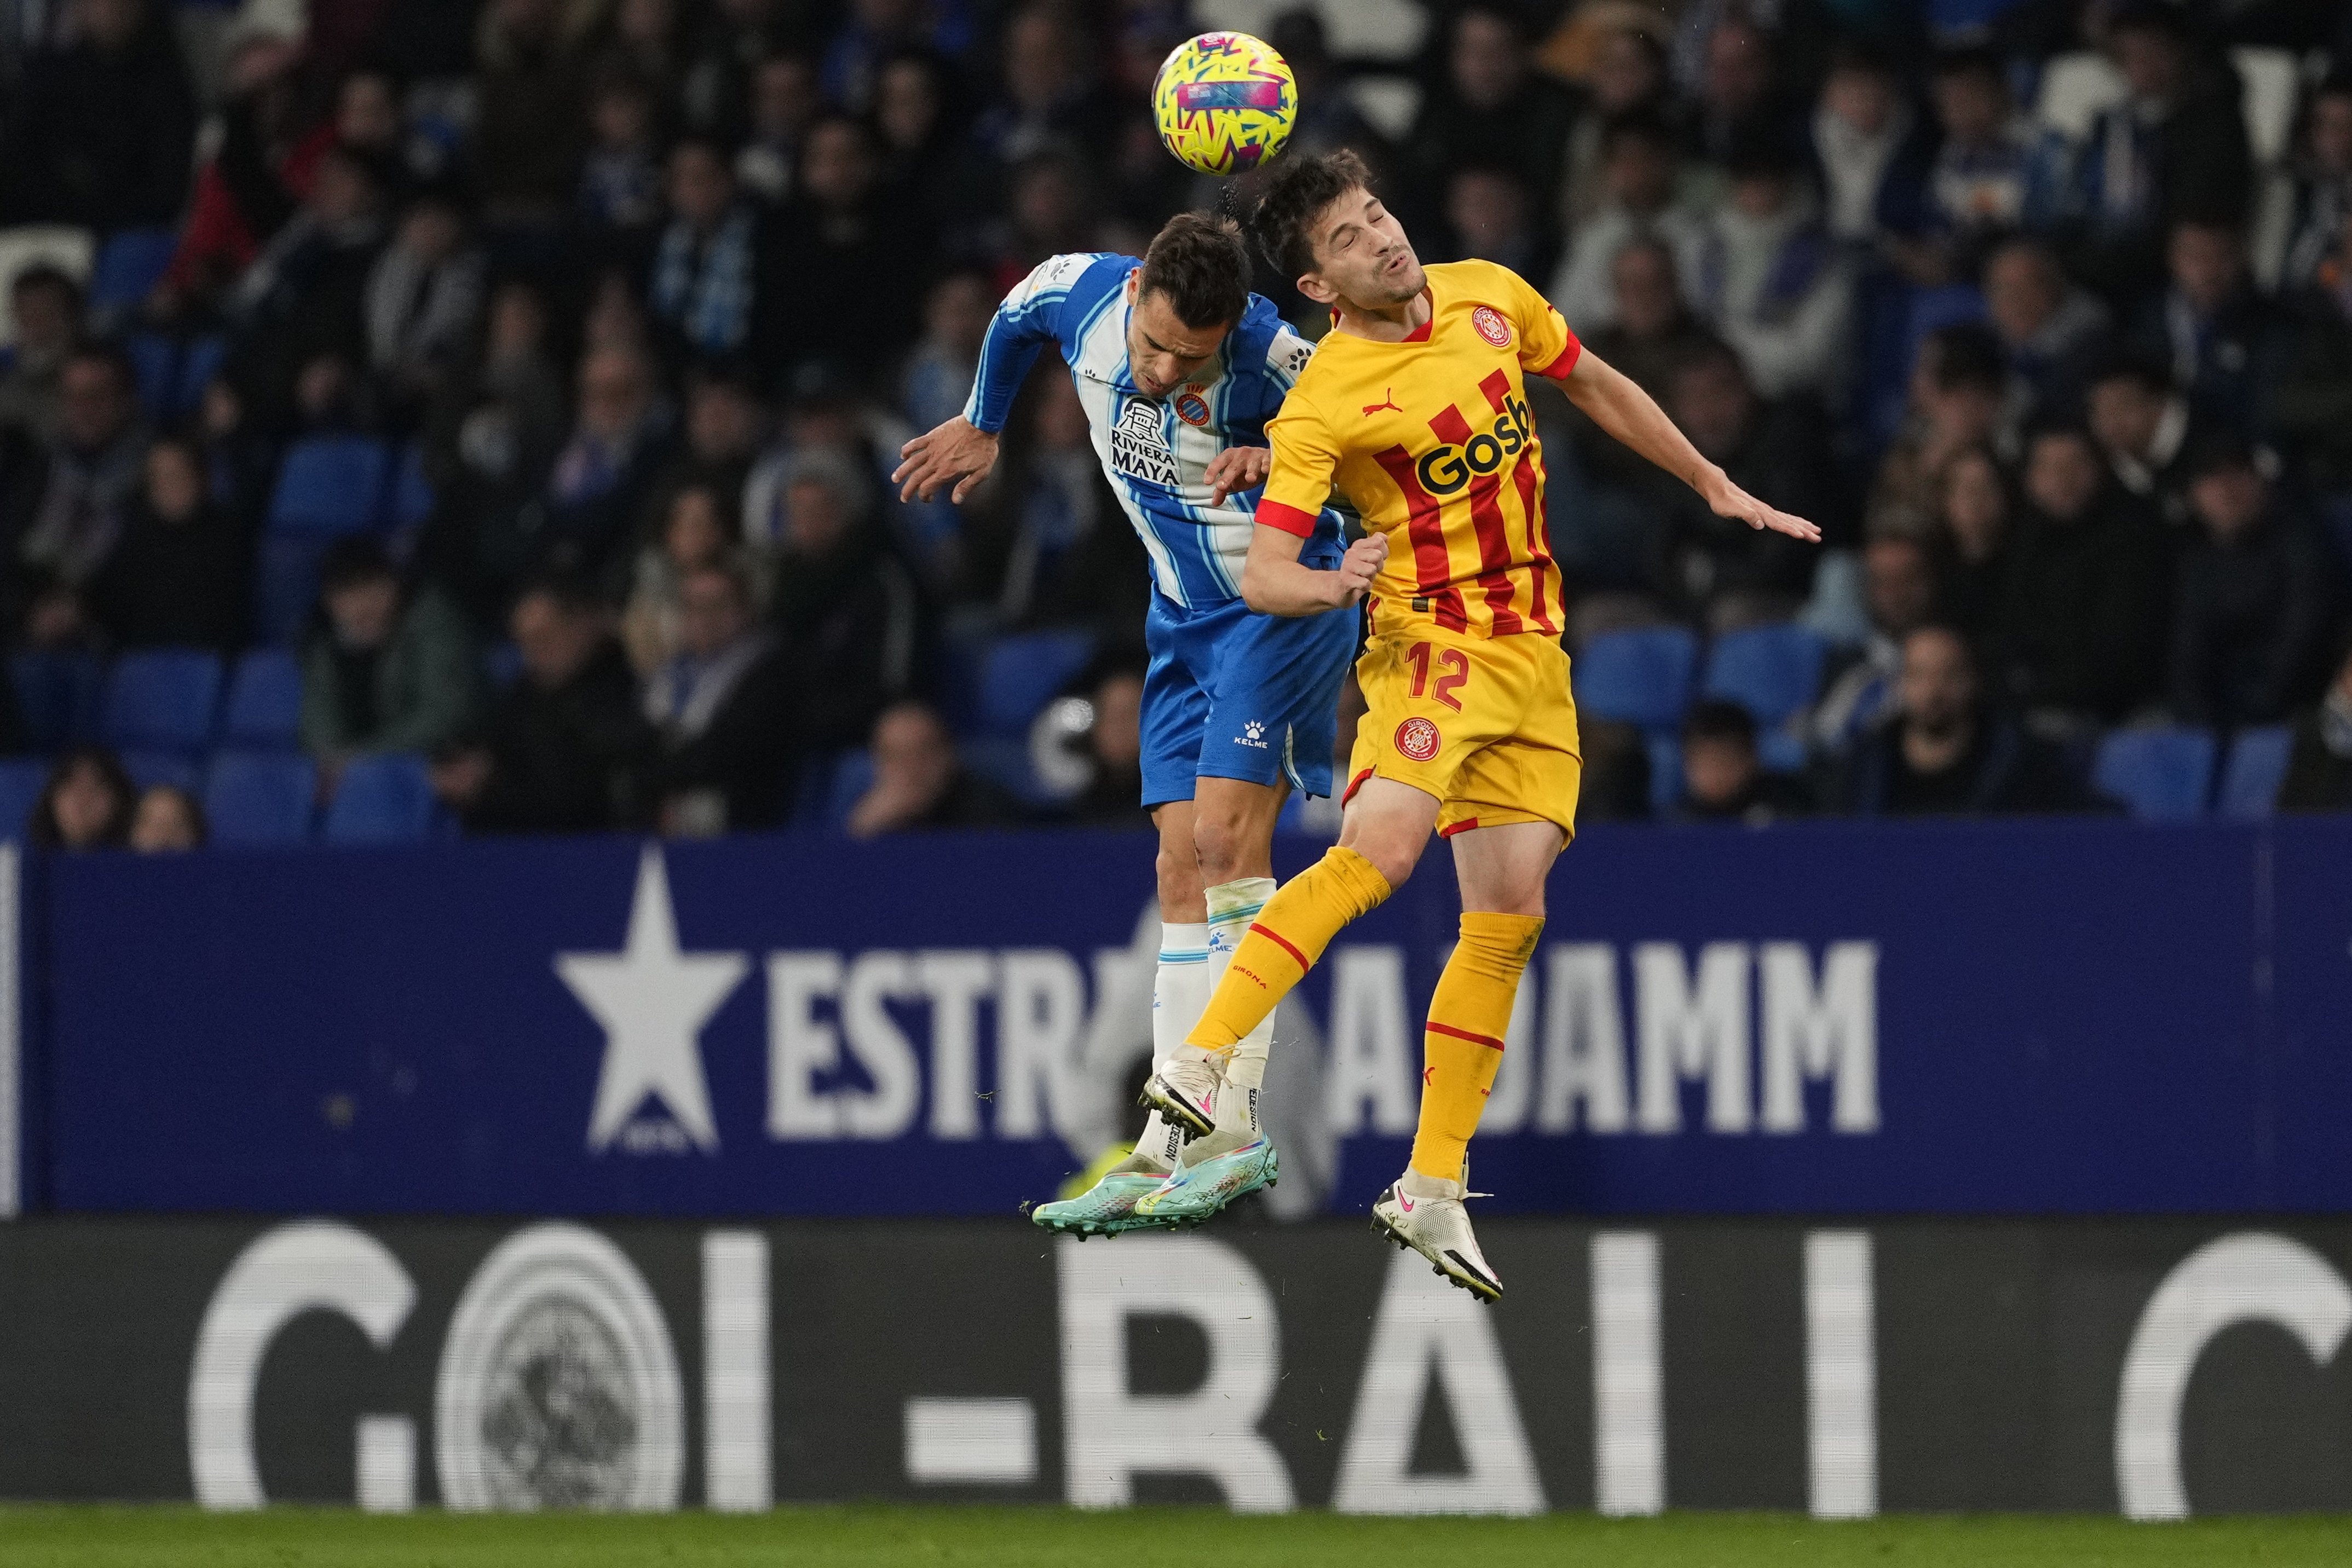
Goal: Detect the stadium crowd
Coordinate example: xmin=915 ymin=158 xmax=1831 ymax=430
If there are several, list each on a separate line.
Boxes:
xmin=2 ymin=0 xmax=2351 ymax=851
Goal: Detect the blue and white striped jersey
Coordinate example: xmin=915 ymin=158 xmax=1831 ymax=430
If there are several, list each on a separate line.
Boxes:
xmin=963 ymin=251 xmax=1346 ymax=610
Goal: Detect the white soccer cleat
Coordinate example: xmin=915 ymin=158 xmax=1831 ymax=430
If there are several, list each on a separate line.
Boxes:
xmin=1142 ymin=1050 xmax=1222 ymax=1139
xmin=1371 ymin=1169 xmax=1502 ymax=1304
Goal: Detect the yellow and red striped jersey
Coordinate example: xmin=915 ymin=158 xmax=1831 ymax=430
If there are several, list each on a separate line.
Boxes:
xmin=1255 ymin=260 xmax=1579 ymax=639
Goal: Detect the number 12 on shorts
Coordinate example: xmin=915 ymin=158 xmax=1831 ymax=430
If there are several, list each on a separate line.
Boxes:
xmin=1404 ymin=641 xmax=1469 ymax=711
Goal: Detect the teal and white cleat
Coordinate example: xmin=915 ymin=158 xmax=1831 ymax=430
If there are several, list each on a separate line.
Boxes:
xmin=1133 ymin=1137 xmax=1278 ymax=1225
xmin=1032 ymin=1170 xmax=1176 ymax=1237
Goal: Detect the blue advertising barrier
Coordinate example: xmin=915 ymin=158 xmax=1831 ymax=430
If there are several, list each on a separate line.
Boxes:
xmin=26 ymin=818 xmax=2352 ymax=1217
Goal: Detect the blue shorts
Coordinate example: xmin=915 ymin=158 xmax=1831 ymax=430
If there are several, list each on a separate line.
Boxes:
xmin=1139 ymin=592 xmax=1358 ymax=808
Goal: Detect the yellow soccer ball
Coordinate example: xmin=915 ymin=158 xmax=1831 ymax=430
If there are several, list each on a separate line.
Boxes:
xmin=1151 ymin=31 xmax=1297 ymax=177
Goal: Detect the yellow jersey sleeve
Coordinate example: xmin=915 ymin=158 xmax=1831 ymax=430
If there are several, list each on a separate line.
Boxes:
xmin=1501 ymin=264 xmax=1581 ymax=382
xmin=1256 ymin=389 xmax=1341 ymax=538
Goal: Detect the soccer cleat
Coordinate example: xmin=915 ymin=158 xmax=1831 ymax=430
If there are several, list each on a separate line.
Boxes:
xmin=1032 ymin=1170 xmax=1178 ymax=1237
xmin=1141 ymin=1052 xmax=1222 ymax=1138
xmin=1370 ymin=1172 xmax=1502 ymax=1303
xmin=1133 ymin=1137 xmax=1278 ymax=1224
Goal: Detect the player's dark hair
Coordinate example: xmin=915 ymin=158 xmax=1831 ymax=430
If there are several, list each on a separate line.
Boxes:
xmin=1138 ymin=213 xmax=1252 ymax=330
xmin=1248 ymin=148 xmax=1373 ymax=281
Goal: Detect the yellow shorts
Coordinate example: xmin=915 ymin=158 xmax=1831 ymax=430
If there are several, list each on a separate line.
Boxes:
xmin=1344 ymin=626 xmax=1583 ymax=841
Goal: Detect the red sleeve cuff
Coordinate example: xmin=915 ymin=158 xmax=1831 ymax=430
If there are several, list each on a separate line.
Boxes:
xmin=1534 ymin=335 xmax=1582 ymax=381
xmin=1254 ymin=498 xmax=1319 ymax=537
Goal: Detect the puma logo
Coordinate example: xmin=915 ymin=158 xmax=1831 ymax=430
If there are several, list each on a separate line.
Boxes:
xmin=1362 ymin=388 xmax=1402 ymax=417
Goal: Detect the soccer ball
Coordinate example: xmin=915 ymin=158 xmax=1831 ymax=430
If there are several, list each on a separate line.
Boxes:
xmin=1151 ymin=31 xmax=1297 ymax=177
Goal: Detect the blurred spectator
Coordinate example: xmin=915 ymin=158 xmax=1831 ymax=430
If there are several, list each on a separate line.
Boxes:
xmin=2278 ymin=643 xmax=2352 ymax=812
xmin=649 ymin=139 xmax=770 ymax=363
xmin=1406 ymin=5 xmax=1576 ymax=236
xmin=578 ymin=70 xmax=668 ymax=245
xmin=87 ymin=436 xmax=250 ymax=650
xmin=2282 ymin=71 xmax=2352 ymax=292
xmin=821 ymin=0 xmax=968 ymax=114
xmin=1929 ymin=445 xmax=2015 ymax=640
xmin=1895 ymin=47 xmax=2044 ymax=285
xmin=1690 ymin=14 xmax=1790 ymax=168
xmin=474 ymin=0 xmax=596 ymax=232
xmin=0 ymin=0 xmax=194 ymax=231
xmin=623 ymin=481 xmax=750 ymax=674
xmin=2085 ymin=351 xmax=2200 ymax=520
xmin=735 ymin=53 xmax=823 ymax=205
xmin=1674 ymin=699 xmax=1811 ymax=823
xmin=1558 ymin=26 xmax=1673 ymax=227
xmin=1445 ymin=166 xmax=1552 ymax=282
xmin=1809 ymin=45 xmax=1931 ymax=254
xmin=542 ymin=342 xmax=673 ymax=584
xmin=12 ymin=345 xmax=147 ymax=605
xmin=2167 ymin=435 xmax=2338 ymax=729
xmin=1648 ymin=345 xmax=1840 ymax=627
xmin=26 ymin=747 xmax=134 ymax=850
xmin=128 ymin=782 xmax=205 ymax=852
xmin=902 ymin=269 xmax=997 ymax=435
xmin=156 ymin=22 xmax=313 ymax=314
xmin=435 ymin=576 xmax=653 ymax=833
xmin=757 ymin=446 xmax=922 ymax=748
xmin=0 ymin=266 xmax=83 ymax=442
xmin=1577 ymin=718 xmax=1653 ymax=822
xmin=1068 ymin=667 xmax=1148 ymax=827
xmin=961 ymin=371 xmax=1144 ymax=636
xmin=1263 ymin=10 xmax=1388 ymax=166
xmin=364 ymin=187 xmax=487 ymax=418
xmin=766 ymin=113 xmax=919 ymax=375
xmin=2130 ymin=219 xmax=2291 ymax=441
xmin=228 ymin=143 xmax=393 ymax=423
xmin=1867 ymin=322 xmax=2006 ymax=539
xmin=1837 ymin=625 xmax=2086 ymax=815
xmin=1580 ymin=238 xmax=1726 ymax=401
xmin=1982 ymin=237 xmax=2111 ymax=422
xmin=299 ymin=539 xmax=481 ymax=767
xmin=1548 ymin=113 xmax=1709 ymax=331
xmin=1985 ymin=423 xmax=2169 ymax=725
xmin=1687 ymin=142 xmax=1852 ymax=400
xmin=2275 ymin=210 xmax=2352 ymax=498
xmin=1812 ymin=534 xmax=1940 ymax=753
xmin=846 ymin=698 xmax=1020 ymax=836
xmin=968 ymin=0 xmax=1115 ymax=172
xmin=657 ymin=365 xmax=768 ymax=517
xmin=871 ymin=48 xmax=967 ymax=222
xmin=645 ymin=557 xmax=792 ymax=833
xmin=2063 ymin=2 xmax=2252 ymax=297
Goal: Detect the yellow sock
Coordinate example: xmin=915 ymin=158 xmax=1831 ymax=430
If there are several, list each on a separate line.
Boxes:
xmin=1185 ymin=846 xmax=1392 ymax=1053
xmin=1409 ymin=910 xmax=1545 ymax=1183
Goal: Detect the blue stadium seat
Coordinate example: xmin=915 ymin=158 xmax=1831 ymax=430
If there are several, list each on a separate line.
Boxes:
xmin=89 ymin=227 xmax=177 ymax=311
xmin=120 ymin=750 xmax=199 ymax=794
xmin=976 ymin=631 xmax=1096 ymax=736
xmin=176 ymin=333 xmax=226 ymax=413
xmin=2091 ymin=728 xmax=2217 ymax=821
xmin=100 ymin=649 xmax=223 ymax=755
xmin=322 ymin=753 xmax=439 ymax=843
xmin=222 ymin=649 xmax=304 ymax=748
xmin=2218 ymin=725 xmax=2295 ymax=820
xmin=267 ymin=436 xmax=392 ymax=537
xmin=1573 ymin=627 xmax=1698 ymax=733
xmin=822 ymin=750 xmax=875 ymax=830
xmin=203 ymin=752 xmax=316 ymax=845
xmin=10 ymin=649 xmax=102 ymax=751
xmin=0 ymin=758 xmax=50 ymax=842
xmin=1702 ymin=623 xmax=1831 ymax=730
xmin=255 ymin=538 xmax=327 ymax=646
xmin=389 ymin=444 xmax=435 ymax=531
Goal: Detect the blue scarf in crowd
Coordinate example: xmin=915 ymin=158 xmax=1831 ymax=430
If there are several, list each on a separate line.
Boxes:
xmin=651 ymin=206 xmax=757 ymax=356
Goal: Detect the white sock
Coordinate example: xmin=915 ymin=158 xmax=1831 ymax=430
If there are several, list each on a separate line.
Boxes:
xmin=1135 ymin=921 xmax=1212 ymax=1171
xmin=1204 ymin=878 xmax=1276 ymax=1126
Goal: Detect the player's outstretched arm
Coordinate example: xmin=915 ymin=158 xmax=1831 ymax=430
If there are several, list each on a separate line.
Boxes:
xmin=1560 ymin=350 xmax=1822 ymax=544
xmin=1240 ymin=524 xmax=1388 ymax=616
xmin=892 ymin=416 xmax=1001 ymax=505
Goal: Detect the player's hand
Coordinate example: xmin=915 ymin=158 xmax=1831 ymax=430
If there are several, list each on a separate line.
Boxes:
xmin=1204 ymin=445 xmax=1272 ymax=506
xmin=892 ymin=416 xmax=1000 ymax=505
xmin=1702 ymin=470 xmax=1821 ymax=543
xmin=1330 ymin=531 xmax=1389 ymax=606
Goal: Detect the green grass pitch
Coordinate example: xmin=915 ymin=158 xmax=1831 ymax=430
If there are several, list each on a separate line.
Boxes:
xmin=3 ymin=1506 xmax=2349 ymax=1567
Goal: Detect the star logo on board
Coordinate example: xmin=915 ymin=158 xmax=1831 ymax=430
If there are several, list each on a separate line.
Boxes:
xmin=557 ymin=846 xmax=748 ymax=1154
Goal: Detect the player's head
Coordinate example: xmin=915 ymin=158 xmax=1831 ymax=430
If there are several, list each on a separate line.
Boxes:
xmin=1248 ymin=149 xmax=1424 ymax=315
xmin=1123 ymin=212 xmax=1252 ymax=399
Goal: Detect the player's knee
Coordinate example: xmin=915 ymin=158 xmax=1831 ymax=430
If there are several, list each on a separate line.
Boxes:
xmin=1350 ymin=831 xmax=1425 ymax=892
xmin=1190 ymin=810 xmax=1247 ymax=885
xmin=1155 ymin=842 xmax=1203 ymax=913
